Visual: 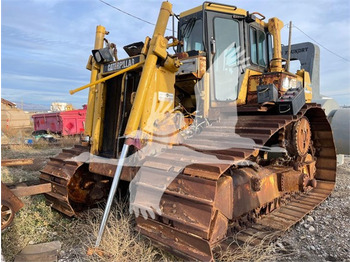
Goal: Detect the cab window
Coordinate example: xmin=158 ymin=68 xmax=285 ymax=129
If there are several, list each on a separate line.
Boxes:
xmin=267 ymin=33 xmax=273 ymax=62
xmin=250 ymin=27 xmax=267 ymax=67
xmin=180 ymin=18 xmax=203 ymax=52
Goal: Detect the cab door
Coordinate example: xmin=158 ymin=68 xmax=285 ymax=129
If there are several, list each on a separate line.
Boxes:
xmin=206 ymin=11 xmax=244 ymax=106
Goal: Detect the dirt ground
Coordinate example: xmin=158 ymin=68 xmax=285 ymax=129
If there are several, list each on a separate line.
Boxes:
xmin=1 ymin=143 xmax=349 ymax=261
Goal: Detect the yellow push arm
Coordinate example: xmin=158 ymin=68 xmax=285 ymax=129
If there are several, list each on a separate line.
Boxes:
xmin=124 ymin=1 xmax=173 ymax=136
xmin=69 ymin=61 xmax=144 ymax=95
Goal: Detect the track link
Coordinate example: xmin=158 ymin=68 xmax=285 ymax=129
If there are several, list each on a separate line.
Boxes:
xmin=39 ymin=144 xmax=89 ymax=216
xmin=216 ymin=180 xmax=334 ymax=256
xmin=132 ymin=104 xmax=336 ymax=261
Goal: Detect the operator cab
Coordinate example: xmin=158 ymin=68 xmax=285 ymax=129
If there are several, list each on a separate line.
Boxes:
xmin=176 ymin=2 xmax=274 ymax=109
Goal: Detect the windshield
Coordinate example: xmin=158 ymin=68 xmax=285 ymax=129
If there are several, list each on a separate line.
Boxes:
xmin=179 ymin=18 xmax=203 ymax=52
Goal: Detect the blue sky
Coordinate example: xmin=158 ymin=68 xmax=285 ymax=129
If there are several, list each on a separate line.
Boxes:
xmin=2 ymin=0 xmax=350 ymax=108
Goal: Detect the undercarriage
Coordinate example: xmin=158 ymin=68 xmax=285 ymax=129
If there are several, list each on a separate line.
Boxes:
xmin=40 ymin=103 xmax=336 ymax=261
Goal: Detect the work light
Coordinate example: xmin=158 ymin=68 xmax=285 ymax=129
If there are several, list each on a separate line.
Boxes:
xmin=92 ymin=47 xmax=114 ymax=63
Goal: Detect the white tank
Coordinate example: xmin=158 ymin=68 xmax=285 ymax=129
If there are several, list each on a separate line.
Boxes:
xmin=328 ymin=108 xmax=350 ymax=155
xmin=313 ymin=97 xmax=339 ymax=116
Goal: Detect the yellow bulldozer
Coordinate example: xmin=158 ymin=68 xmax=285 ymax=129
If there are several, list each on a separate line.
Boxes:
xmin=39 ymin=2 xmax=336 ymax=260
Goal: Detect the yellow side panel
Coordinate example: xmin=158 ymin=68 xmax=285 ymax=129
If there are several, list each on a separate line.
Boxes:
xmin=85 ymin=69 xmax=98 ymax=137
xmin=139 ymin=67 xmax=175 ymax=136
xmin=304 ymin=72 xmax=312 ymax=102
xmin=203 ymin=72 xmax=210 ymax=118
xmin=296 ymin=69 xmax=312 ymax=102
xmin=91 ymin=79 xmax=107 ymax=154
xmin=237 ymin=69 xmax=261 ymax=105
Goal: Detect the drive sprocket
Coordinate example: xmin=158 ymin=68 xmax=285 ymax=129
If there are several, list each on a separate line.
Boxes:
xmin=288 ymin=116 xmax=311 ymax=157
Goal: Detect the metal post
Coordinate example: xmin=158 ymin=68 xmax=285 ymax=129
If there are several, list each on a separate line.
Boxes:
xmin=286 ymin=21 xmax=292 ymax=72
xmin=94 ymin=143 xmax=129 ymax=247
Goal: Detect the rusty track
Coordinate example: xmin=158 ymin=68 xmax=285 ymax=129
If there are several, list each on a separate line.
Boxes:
xmin=214 ymin=180 xmax=334 ymax=256
xmin=133 ymin=104 xmax=336 ymax=261
xmin=39 ymin=104 xmax=336 ymax=260
xmin=39 ymin=145 xmax=89 ymax=216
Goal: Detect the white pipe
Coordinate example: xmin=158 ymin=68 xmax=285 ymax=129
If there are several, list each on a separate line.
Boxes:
xmin=94 ymin=143 xmax=129 ymax=247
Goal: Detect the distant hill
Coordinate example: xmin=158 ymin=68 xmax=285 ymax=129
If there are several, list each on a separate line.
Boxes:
xmin=12 ymin=101 xmax=50 ymax=112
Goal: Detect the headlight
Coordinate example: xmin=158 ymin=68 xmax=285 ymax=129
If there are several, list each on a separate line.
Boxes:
xmin=92 ymin=47 xmax=114 ymax=63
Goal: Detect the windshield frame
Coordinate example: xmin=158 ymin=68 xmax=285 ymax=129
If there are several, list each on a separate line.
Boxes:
xmin=177 ymin=11 xmax=204 ymax=53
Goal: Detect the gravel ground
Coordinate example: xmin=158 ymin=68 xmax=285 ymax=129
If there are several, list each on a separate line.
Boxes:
xmin=271 ymin=155 xmax=350 ymax=262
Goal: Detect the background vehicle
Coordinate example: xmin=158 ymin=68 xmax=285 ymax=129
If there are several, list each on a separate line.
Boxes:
xmin=32 ymin=106 xmax=86 ymax=137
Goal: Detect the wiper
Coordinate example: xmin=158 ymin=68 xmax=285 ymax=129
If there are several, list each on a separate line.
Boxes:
xmin=181 ymin=18 xmax=196 ymax=39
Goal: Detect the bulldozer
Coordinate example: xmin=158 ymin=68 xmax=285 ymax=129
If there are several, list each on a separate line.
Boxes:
xmin=39 ymin=2 xmax=336 ymax=261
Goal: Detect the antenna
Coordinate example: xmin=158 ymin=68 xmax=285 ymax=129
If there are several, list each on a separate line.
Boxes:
xmin=286 ymin=21 xmax=292 ymax=72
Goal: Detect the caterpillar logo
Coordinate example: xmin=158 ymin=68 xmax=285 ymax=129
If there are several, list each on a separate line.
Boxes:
xmin=104 ymin=56 xmax=141 ymax=73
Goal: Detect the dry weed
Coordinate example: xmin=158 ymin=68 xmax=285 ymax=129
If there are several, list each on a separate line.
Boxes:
xmin=1 ymin=144 xmax=61 ymax=183
xmin=2 ymin=144 xmax=61 ymax=159
xmin=60 ymin=200 xmax=179 ymax=262
xmin=1 ymin=166 xmax=39 ymax=184
xmin=2 ymin=127 xmax=33 ymax=141
xmin=215 ymin=230 xmax=295 ymax=262
xmin=57 ymin=136 xmax=81 ymax=148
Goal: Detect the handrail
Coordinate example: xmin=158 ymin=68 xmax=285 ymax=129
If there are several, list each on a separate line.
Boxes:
xmin=203 ymin=1 xmax=237 ymax=11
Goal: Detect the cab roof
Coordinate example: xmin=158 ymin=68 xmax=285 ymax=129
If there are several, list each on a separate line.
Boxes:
xmin=179 ymin=2 xmax=267 ymax=27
